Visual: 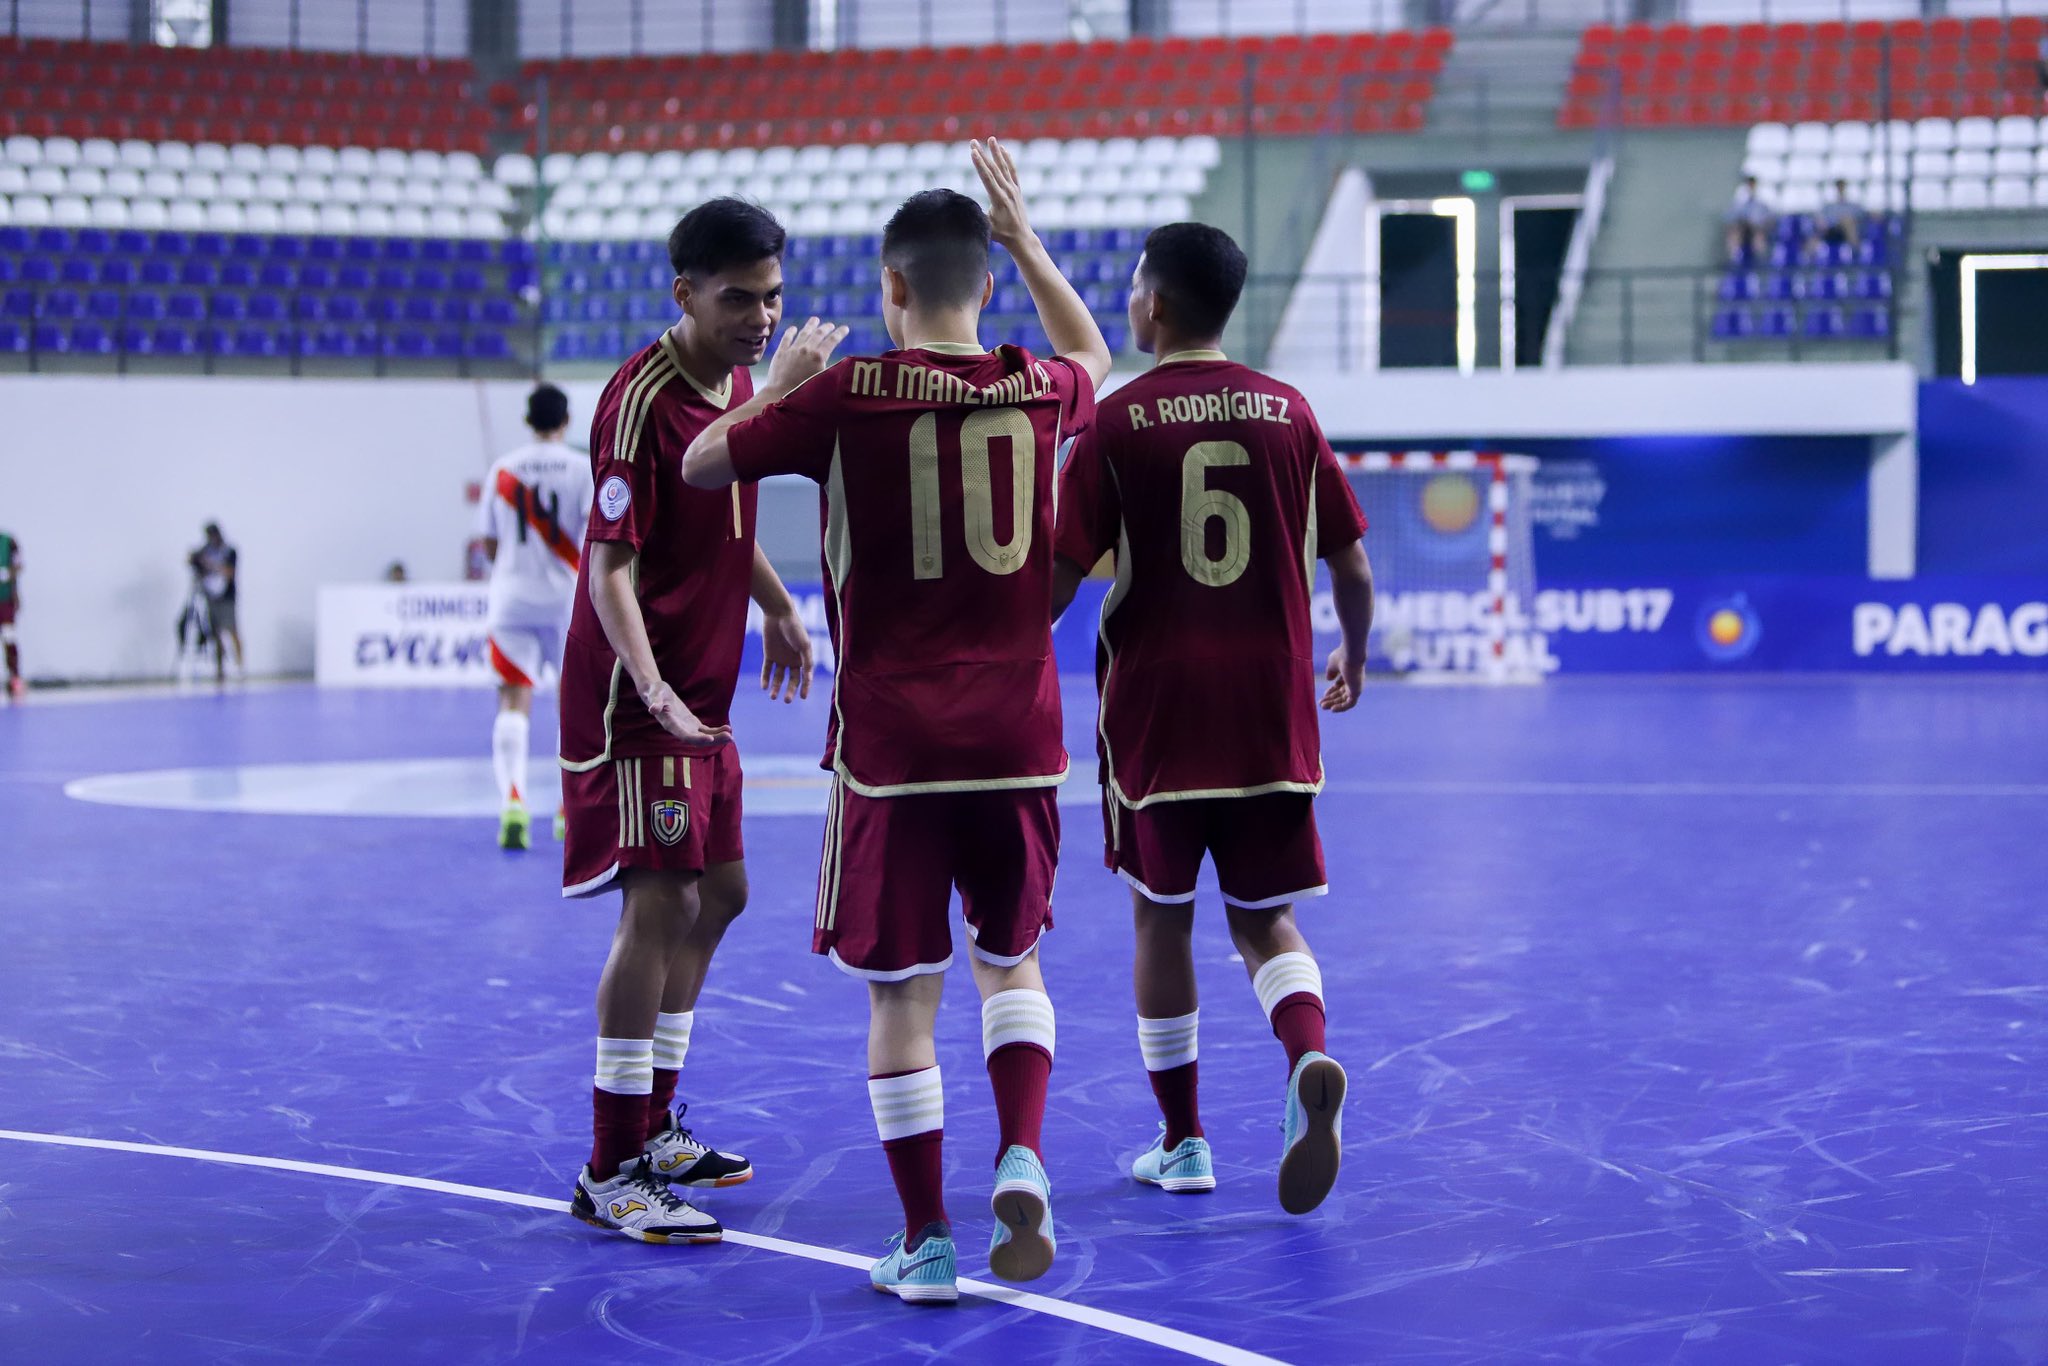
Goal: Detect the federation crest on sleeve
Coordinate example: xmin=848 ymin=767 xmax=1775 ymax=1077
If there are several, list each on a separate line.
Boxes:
xmin=599 ymin=475 xmax=632 ymax=522
xmin=650 ymin=799 xmax=690 ymax=846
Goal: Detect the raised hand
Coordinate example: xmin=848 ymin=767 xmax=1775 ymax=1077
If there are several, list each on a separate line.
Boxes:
xmin=970 ymin=137 xmax=1032 ymax=251
xmin=642 ymin=679 xmax=734 ymax=749
xmin=1320 ymin=646 xmax=1364 ymax=713
xmin=766 ymin=315 xmax=851 ymax=394
xmin=759 ymin=607 xmax=814 ymax=703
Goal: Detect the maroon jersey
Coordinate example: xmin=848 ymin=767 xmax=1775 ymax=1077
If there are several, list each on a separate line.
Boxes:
xmin=560 ymin=330 xmax=759 ymax=767
xmin=1055 ymin=351 xmax=1366 ymax=806
xmin=727 ymin=343 xmax=1096 ymax=794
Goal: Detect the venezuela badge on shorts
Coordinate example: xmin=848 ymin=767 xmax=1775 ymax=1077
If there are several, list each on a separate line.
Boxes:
xmin=650 ymin=799 xmax=690 ymax=846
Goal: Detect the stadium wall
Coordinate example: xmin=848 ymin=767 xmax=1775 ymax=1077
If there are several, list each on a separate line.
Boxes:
xmin=1 ymin=374 xmax=529 ymax=681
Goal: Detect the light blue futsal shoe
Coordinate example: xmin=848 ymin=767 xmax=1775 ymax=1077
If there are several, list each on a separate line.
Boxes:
xmin=870 ymin=1221 xmax=959 ymax=1305
xmin=1131 ymin=1124 xmax=1217 ymax=1193
xmin=1279 ymin=1051 xmax=1347 ymax=1214
xmin=988 ymin=1145 xmax=1056 ymax=1282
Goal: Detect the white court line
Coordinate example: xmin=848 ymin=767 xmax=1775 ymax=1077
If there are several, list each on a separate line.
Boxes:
xmin=1323 ymin=779 xmax=2048 ymax=799
xmin=0 ymin=1128 xmax=1287 ymax=1366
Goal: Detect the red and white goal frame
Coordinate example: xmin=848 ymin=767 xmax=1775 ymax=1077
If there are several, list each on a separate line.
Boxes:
xmin=1338 ymin=450 xmax=1541 ymax=682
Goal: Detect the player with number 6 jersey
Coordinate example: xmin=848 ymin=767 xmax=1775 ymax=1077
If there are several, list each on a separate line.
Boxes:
xmin=685 ymin=144 xmax=1113 ymax=1302
xmin=1053 ymin=222 xmax=1376 ymax=1219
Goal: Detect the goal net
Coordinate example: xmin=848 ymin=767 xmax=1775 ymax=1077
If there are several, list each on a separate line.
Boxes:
xmin=1337 ymin=451 xmax=1543 ymax=682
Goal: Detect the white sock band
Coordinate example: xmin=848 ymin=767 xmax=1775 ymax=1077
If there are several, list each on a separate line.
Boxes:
xmin=1253 ymin=953 xmax=1323 ymax=1021
xmin=981 ymin=988 xmax=1056 ymax=1061
xmin=1137 ymin=1010 xmax=1200 ymax=1072
xmin=868 ymin=1066 xmax=944 ymax=1142
xmin=594 ymin=1037 xmax=654 ymax=1095
xmin=492 ymin=709 xmax=530 ymax=801
xmin=652 ymin=1011 xmax=693 ymax=1071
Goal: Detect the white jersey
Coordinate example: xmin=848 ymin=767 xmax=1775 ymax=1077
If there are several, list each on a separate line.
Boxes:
xmin=475 ymin=441 xmax=593 ymax=622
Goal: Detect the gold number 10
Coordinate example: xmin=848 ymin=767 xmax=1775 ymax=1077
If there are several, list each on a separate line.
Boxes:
xmin=909 ymin=407 xmax=1037 ymax=580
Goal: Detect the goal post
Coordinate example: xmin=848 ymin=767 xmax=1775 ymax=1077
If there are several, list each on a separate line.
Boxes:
xmin=1336 ymin=450 xmax=1543 ymax=682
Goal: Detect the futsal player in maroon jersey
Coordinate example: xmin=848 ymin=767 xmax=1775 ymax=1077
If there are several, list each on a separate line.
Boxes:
xmin=683 ymin=140 xmax=1111 ymax=1302
xmin=1053 ymin=223 xmax=1376 ymax=1215
xmin=560 ymin=199 xmax=818 ymax=1244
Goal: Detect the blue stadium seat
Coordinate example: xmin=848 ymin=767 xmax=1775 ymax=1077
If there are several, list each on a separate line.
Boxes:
xmin=20 ymin=258 xmax=56 ymax=284
xmin=299 ymin=263 xmax=333 ymax=290
xmin=540 ymin=296 xmax=574 ymax=324
xmin=451 ymin=267 xmax=486 ymax=293
xmin=479 ymin=298 xmax=516 ymax=326
xmin=1854 ymin=272 xmax=1891 ymax=301
xmin=32 ymin=227 xmax=71 ymax=254
xmin=234 ymin=326 xmax=282 ymax=357
xmin=309 ymin=326 xmax=364 ymax=358
xmin=1 ymin=290 xmax=34 ymax=320
xmin=343 ymin=237 xmax=379 ymax=262
xmin=248 ymin=293 xmax=286 ymax=323
xmin=32 ymin=323 xmax=67 ymax=352
xmin=196 ymin=324 xmax=234 ymax=355
xmin=420 ymin=239 xmax=454 ymax=263
xmin=373 ymin=265 xmax=408 ymax=292
xmin=0 ymin=259 xmax=15 ymax=284
xmin=414 ymin=266 xmax=448 ymax=292
xmin=70 ymin=323 xmax=112 ymax=354
xmin=440 ymin=297 xmax=480 ymax=323
xmin=1804 ymin=272 xmax=1846 ymax=301
xmin=167 ymin=293 xmax=204 ymax=321
xmin=1756 ymin=307 xmax=1794 ymax=338
xmin=456 ymin=240 xmax=492 ymax=264
xmin=270 ymin=236 xmax=305 ymax=261
xmin=624 ymin=241 xmax=663 ymax=265
xmin=558 ymin=268 xmax=592 ymax=293
xmin=59 ymin=259 xmax=95 ymax=285
xmin=127 ymin=293 xmax=165 ymax=321
xmin=1849 ymin=308 xmax=1890 ymax=340
xmin=0 ymin=226 xmax=28 ymax=252
xmin=431 ymin=330 xmax=465 ymax=359
xmin=549 ymin=330 xmax=588 ymax=362
xmin=1717 ymin=271 xmax=1754 ymax=302
xmin=337 ymin=264 xmax=372 ymax=291
xmin=99 ymin=259 xmax=135 ymax=287
xmin=191 ymin=233 xmax=226 ymax=258
xmin=113 ymin=230 xmax=149 ymax=256
xmin=599 ymin=266 xmax=632 ymax=292
xmin=117 ymin=324 xmax=152 ymax=353
xmin=506 ymin=266 xmax=537 ymax=293
xmin=211 ymin=295 xmax=246 ymax=321
xmin=1711 ymin=307 xmax=1751 ymax=340
xmin=326 ymin=296 xmax=365 ymax=323
xmin=220 ymin=261 xmax=256 ymax=289
xmin=226 ymin=235 xmax=262 ymax=261
xmin=639 ymin=264 xmax=668 ymax=290
xmin=381 ymin=238 xmax=420 ymax=262
xmin=85 ymin=290 xmax=121 ymax=321
xmin=467 ymin=332 xmax=513 ymax=361
xmin=541 ymin=242 xmax=579 ymax=267
xmin=179 ymin=260 xmax=218 ymax=288
xmin=384 ymin=329 xmax=431 ymax=359
xmin=259 ymin=263 xmax=295 ymax=290
xmin=307 ymin=236 xmax=343 ymax=261
xmin=1760 ymin=272 xmax=1796 ymax=302
xmin=38 ymin=290 xmax=80 ymax=320
xmin=0 ymin=321 xmax=23 ymax=353
xmin=625 ymin=294 xmax=666 ymax=323
xmin=150 ymin=230 xmax=188 ymax=255
xmin=139 ymin=260 xmax=176 ymax=287
xmin=1804 ymin=307 xmax=1843 ymax=339
xmin=401 ymin=297 xmax=438 ymax=324
xmin=593 ymin=326 xmax=625 ymax=356
xmin=1100 ymin=323 xmax=1129 ymax=352
xmin=153 ymin=325 xmax=195 ymax=355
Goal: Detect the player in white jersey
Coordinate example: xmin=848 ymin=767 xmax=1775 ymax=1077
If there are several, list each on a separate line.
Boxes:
xmin=475 ymin=384 xmax=595 ymax=849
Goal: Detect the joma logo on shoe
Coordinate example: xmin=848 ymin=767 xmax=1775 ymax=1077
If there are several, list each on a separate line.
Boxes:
xmin=610 ymin=1199 xmax=648 ymax=1218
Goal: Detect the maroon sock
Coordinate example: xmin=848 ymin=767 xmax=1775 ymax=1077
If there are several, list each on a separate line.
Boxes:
xmin=1270 ymin=992 xmax=1327 ymax=1072
xmin=1147 ymin=1062 xmax=1203 ymax=1150
xmin=646 ymin=1067 xmax=680 ymax=1140
xmin=882 ymin=1131 xmax=948 ymax=1243
xmin=590 ymin=1087 xmax=649 ymax=1180
xmin=986 ymin=1043 xmax=1051 ymax=1164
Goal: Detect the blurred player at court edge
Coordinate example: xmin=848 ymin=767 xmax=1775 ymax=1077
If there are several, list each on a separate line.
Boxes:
xmin=474 ymin=383 xmax=593 ymax=850
xmin=685 ymin=139 xmax=1111 ymax=1305
xmin=1052 ymin=222 xmax=1375 ymax=1216
xmin=0 ymin=527 xmax=21 ymax=698
xmin=561 ymin=199 xmax=816 ymax=1245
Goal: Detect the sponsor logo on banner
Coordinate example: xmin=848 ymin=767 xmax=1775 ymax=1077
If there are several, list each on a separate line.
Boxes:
xmin=650 ymin=799 xmax=689 ymax=846
xmin=1852 ymin=600 xmax=2048 ymax=658
xmin=1320 ymin=587 xmax=1677 ymax=676
xmin=316 ymin=584 xmax=496 ymax=687
xmin=1696 ymin=594 xmax=1763 ymax=661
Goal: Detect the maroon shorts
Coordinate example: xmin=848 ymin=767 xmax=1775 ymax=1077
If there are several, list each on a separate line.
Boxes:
xmin=561 ymin=746 xmax=744 ymax=898
xmin=0 ymin=601 xmax=14 ymax=628
xmin=1108 ymin=792 xmax=1327 ymax=910
xmin=814 ymin=779 xmax=1059 ymax=980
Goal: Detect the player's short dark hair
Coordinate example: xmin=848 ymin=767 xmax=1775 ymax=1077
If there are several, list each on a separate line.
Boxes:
xmin=668 ymin=197 xmax=786 ymax=279
xmin=203 ymin=521 xmax=221 ymax=538
xmin=525 ymin=383 xmax=569 ymax=432
xmin=1140 ymin=222 xmax=1248 ymax=339
xmin=882 ymin=190 xmax=991 ymax=310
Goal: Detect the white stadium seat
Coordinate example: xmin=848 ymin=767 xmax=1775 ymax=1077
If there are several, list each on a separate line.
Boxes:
xmin=464 ymin=208 xmax=504 ymax=238
xmin=4 ymin=134 xmax=42 ymax=164
xmin=27 ymin=166 xmax=65 ymax=195
xmin=372 ymin=148 xmax=410 ymax=179
xmin=1148 ymin=193 xmax=1193 ymax=222
xmin=1947 ymin=179 xmax=1990 ymax=210
xmin=1100 ymin=137 xmax=1141 ymax=167
xmin=192 ymin=142 xmax=229 ymax=173
xmin=908 ymin=141 xmax=949 ymax=172
xmin=1909 ymin=179 xmax=1948 ymax=211
xmin=1741 ymin=152 xmax=1784 ymax=179
xmin=796 ymin=145 xmax=833 ymax=174
xmin=1991 ymin=175 xmax=2032 ymax=208
xmin=611 ymin=151 xmax=649 ymax=181
xmin=356 ymin=204 xmax=396 ymax=234
xmin=1823 ymin=152 xmax=1864 ymax=180
xmin=1996 ymin=115 xmax=2039 ymax=148
xmin=1789 ymin=121 xmax=1831 ymax=153
xmin=446 ymin=150 xmax=483 ymax=181
xmin=265 ymin=144 xmax=302 ymax=173
xmin=830 ymin=144 xmax=872 ymax=173
xmin=219 ymin=171 xmax=256 ymax=200
xmin=1020 ymin=137 xmax=1064 ymax=169
xmin=228 ymin=143 xmax=264 ymax=173
xmin=167 ymin=198 xmax=205 ymax=229
xmin=0 ymin=166 xmax=23 ymax=194
xmin=328 ymin=174 xmax=365 ymax=203
xmin=647 ymin=150 xmax=686 ymax=180
xmin=439 ymin=180 xmax=476 ymax=209
xmin=401 ymin=178 xmax=439 ymax=207
xmin=758 ymin=146 xmax=796 ymax=175
xmin=365 ymin=177 xmax=401 ymax=206
xmin=66 ymin=167 xmax=105 ymax=195
xmin=493 ymin=152 xmax=536 ymax=186
xmin=79 ymin=137 xmax=117 ymax=169
xmin=829 ymin=203 xmax=871 ymax=234
xmin=318 ymin=204 xmax=358 ymax=233
xmin=1830 ymin=121 xmax=1872 ymax=153
xmin=391 ymin=206 xmax=430 ymax=235
xmin=1952 ymin=149 xmax=1993 ymax=177
xmin=589 ymin=180 xmax=626 ymax=209
xmin=1912 ymin=118 xmax=1955 ymax=151
xmin=1911 ymin=150 xmax=1952 ymax=179
xmin=104 ymin=168 xmax=142 ymax=197
xmin=1747 ymin=122 xmax=1790 ymax=154
xmin=244 ymin=202 xmax=282 ymax=232
xmin=292 ymin=173 xmax=330 ymax=204
xmin=686 ymin=149 xmax=723 ymax=177
xmin=280 ymin=203 xmax=321 ymax=232
xmin=41 ymin=136 xmax=81 ymax=167
xmin=337 ymin=146 xmax=376 ymax=178
xmin=549 ymin=181 xmax=588 ymax=211
xmin=10 ymin=194 xmax=53 ymax=225
xmin=128 ymin=198 xmax=168 ymax=228
xmin=87 ymin=195 xmax=128 ymax=227
xmin=1180 ymin=136 xmax=1221 ymax=168
xmin=1125 ymin=164 xmax=1166 ymax=195
xmin=720 ymin=147 xmax=760 ymax=176
xmin=408 ymin=149 xmax=445 ymax=179
xmin=2035 ymin=176 xmax=2048 ymax=208
xmin=1955 ymin=117 xmax=1997 ymax=151
xmin=254 ymin=173 xmax=292 ymax=203
xmin=1032 ymin=196 xmax=1070 ymax=228
xmin=1784 ymin=153 xmax=1827 ymax=184
xmin=429 ymin=207 xmax=468 ymax=236
xmin=204 ymin=201 xmax=246 ymax=230
xmin=1065 ymin=138 xmax=1104 ymax=169
xmin=1994 ymin=147 xmax=2034 ymax=176
xmin=1083 ymin=165 xmax=1124 ymax=195
xmin=299 ymin=145 xmax=337 ymax=175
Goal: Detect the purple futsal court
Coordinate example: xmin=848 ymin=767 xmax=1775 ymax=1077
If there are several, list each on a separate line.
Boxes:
xmin=2 ymin=675 xmax=2045 ymax=1364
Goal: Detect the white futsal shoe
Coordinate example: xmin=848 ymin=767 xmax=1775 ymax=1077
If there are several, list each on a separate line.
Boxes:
xmin=644 ymin=1105 xmax=754 ymax=1187
xmin=1278 ymin=1051 xmax=1346 ymax=1215
xmin=571 ymin=1156 xmax=723 ymax=1244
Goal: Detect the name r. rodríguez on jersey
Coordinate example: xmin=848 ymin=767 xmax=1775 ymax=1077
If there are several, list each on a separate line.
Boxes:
xmin=1128 ymin=388 xmax=1292 ymax=430
xmin=847 ymin=357 xmax=1056 ymax=407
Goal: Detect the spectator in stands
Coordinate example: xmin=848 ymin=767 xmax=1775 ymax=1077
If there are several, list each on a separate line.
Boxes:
xmin=1723 ymin=176 xmax=1774 ymax=263
xmin=385 ymin=561 xmax=409 ymax=583
xmin=188 ymin=522 xmax=242 ymax=683
xmin=1809 ymin=180 xmax=1866 ymax=261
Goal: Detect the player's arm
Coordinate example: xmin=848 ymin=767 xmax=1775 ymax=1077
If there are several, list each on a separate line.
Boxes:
xmin=1051 ymin=558 xmax=1088 ymax=622
xmin=1321 ymin=541 xmax=1374 ymax=713
xmin=681 ymin=317 xmax=848 ymax=489
xmin=587 ymin=540 xmax=731 ymax=748
xmin=750 ymin=543 xmax=813 ymax=703
xmin=972 ymin=137 xmax=1112 ymax=389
